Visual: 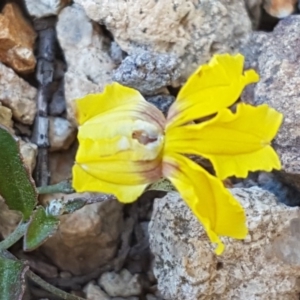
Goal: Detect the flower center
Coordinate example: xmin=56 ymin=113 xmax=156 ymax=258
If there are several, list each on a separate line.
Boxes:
xmin=132 ymin=130 xmax=158 ymax=145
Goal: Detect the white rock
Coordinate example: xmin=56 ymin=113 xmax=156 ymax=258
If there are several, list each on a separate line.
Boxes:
xmin=74 ymin=0 xmax=251 ymax=80
xmin=99 ymin=269 xmax=142 ymax=297
xmin=24 ymin=0 xmax=71 ymax=18
xmin=149 ymin=188 xmax=300 ymax=300
xmin=56 ymin=4 xmax=115 ymax=123
xmin=84 ymin=282 xmax=110 ymax=300
xmin=0 ymin=62 xmax=37 ymax=124
xmin=49 ymin=116 xmax=76 ymax=151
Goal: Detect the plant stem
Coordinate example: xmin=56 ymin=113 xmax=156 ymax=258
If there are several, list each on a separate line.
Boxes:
xmin=0 ymin=222 xmax=27 ymax=250
xmin=28 ymin=271 xmax=86 ymax=300
xmin=37 ymin=180 xmax=74 ymax=195
xmin=0 ymin=249 xmax=85 ymax=300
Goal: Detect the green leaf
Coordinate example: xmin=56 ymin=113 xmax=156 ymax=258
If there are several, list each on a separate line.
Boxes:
xmin=0 ymin=126 xmax=37 ymax=220
xmin=24 ymin=206 xmax=59 ymax=251
xmin=0 ymin=256 xmax=29 ymax=300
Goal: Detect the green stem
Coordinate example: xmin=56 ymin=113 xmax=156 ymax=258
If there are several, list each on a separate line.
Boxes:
xmin=28 ymin=271 xmax=86 ymax=300
xmin=0 ymin=222 xmax=27 ymax=250
xmin=37 ymin=180 xmax=74 ymax=195
xmin=0 ymin=249 xmax=85 ymax=300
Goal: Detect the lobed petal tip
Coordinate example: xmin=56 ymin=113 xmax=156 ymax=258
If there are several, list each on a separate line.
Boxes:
xmin=243 ymin=69 xmax=260 ymax=85
xmin=215 ymin=242 xmax=225 ymax=255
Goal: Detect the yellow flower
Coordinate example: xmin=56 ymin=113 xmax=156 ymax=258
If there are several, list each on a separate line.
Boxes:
xmin=72 ymin=54 xmax=283 ymax=254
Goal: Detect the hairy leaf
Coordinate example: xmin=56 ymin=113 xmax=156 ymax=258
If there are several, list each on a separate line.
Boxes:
xmin=0 ymin=256 xmax=28 ymax=300
xmin=24 ymin=206 xmax=59 ymax=251
xmin=0 ymin=126 xmax=37 ymax=220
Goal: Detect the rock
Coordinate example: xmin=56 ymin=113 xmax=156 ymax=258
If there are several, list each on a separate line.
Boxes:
xmin=263 ymin=0 xmax=297 ymax=18
xmin=14 ymin=122 xmax=32 ymax=137
xmin=24 ymin=0 xmax=71 ymax=18
xmin=84 ymin=283 xmax=110 ymax=300
xmin=112 ymin=297 xmax=139 ymax=300
xmin=145 ymin=95 xmax=175 ymax=116
xmin=59 ymin=271 xmax=72 ymax=278
xmin=241 ymin=16 xmax=300 ymax=191
xmin=146 ymin=295 xmax=162 ymax=300
xmin=49 ymin=80 xmax=66 ymax=116
xmin=56 ymin=4 xmax=115 ymax=123
xmin=48 ymin=143 xmax=77 ymax=184
xmin=18 ymin=252 xmax=58 ymax=279
xmin=113 ymin=51 xmax=180 ymax=95
xmin=53 ymin=60 xmax=66 ymax=81
xmin=0 ymin=197 xmax=22 ymax=238
xmin=0 ymin=102 xmax=13 ymax=129
xmin=0 ymin=3 xmax=36 ymax=74
xmin=244 ymin=0 xmax=262 ymax=28
xmin=149 ymin=188 xmax=300 ymax=300
xmin=0 ymin=62 xmax=37 ymax=124
xmin=19 ymin=140 xmax=38 ymax=174
xmin=270 ymin=216 xmax=300 ymax=266
xmin=74 ymin=0 xmax=251 ymax=80
xmin=99 ymin=269 xmax=142 ymax=297
xmin=109 ymin=41 xmax=126 ymax=65
xmin=41 ymin=194 xmax=123 ymax=275
xmin=49 ymin=116 xmax=76 ymax=151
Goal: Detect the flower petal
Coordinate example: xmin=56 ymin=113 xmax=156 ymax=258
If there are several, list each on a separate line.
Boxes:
xmin=76 ymin=82 xmax=165 ymax=129
xmin=72 ymin=83 xmax=165 ymax=202
xmin=73 ymin=164 xmax=149 ymax=203
xmin=165 ymin=103 xmax=282 ymax=180
xmin=166 ymin=54 xmax=259 ymax=129
xmin=163 ymin=152 xmax=247 ymax=255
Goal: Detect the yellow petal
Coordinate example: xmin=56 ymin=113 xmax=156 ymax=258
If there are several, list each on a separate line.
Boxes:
xmin=163 ymin=152 xmax=247 ymax=255
xmin=76 ymin=82 xmax=165 ymax=129
xmin=72 ymin=164 xmax=149 ymax=203
xmin=166 ymin=53 xmax=259 ymax=129
xmin=165 ymin=103 xmax=282 ymax=180
xmin=74 ymin=152 xmax=162 ymax=186
xmin=73 ymin=83 xmax=165 ymax=202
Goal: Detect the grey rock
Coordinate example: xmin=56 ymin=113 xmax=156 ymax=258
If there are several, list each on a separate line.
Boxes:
xmin=53 ymin=60 xmax=66 ymax=81
xmin=258 ymin=172 xmax=300 ymax=207
xmin=110 ymin=41 xmax=126 ymax=65
xmin=99 ymin=269 xmax=142 ymax=297
xmin=49 ymin=116 xmax=76 ymax=151
xmin=56 ymin=4 xmax=115 ymax=124
xmin=149 ymin=189 xmax=300 ymax=300
xmin=271 ymin=216 xmax=300 ymax=266
xmin=84 ymin=282 xmax=110 ymax=300
xmin=241 ymin=16 xmax=300 ymax=191
xmin=49 ymin=80 xmax=66 ymax=116
xmin=24 ymin=0 xmax=70 ymax=18
xmin=145 ymin=95 xmax=175 ymax=116
xmin=113 ymin=51 xmax=180 ymax=95
xmin=244 ymin=0 xmax=262 ymax=28
xmin=112 ymin=298 xmax=139 ymax=300
xmin=74 ymin=0 xmax=252 ymax=81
